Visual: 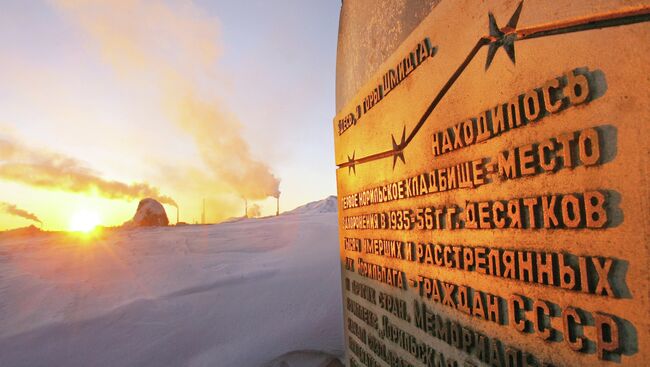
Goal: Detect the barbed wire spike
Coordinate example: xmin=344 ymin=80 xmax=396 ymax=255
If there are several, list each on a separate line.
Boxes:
xmin=347 ymin=151 xmax=356 ymax=175
xmin=391 ymin=126 xmax=406 ymax=170
xmin=486 ymin=1 xmax=524 ymax=70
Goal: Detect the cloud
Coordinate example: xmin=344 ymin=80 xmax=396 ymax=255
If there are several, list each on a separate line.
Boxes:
xmin=0 ymin=133 xmax=177 ymax=207
xmin=0 ymin=201 xmax=42 ymax=224
xmin=53 ymin=0 xmax=280 ymax=201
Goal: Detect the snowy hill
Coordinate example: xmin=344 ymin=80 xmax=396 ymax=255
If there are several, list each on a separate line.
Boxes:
xmin=283 ymin=195 xmax=337 ymax=215
xmin=0 ymin=224 xmax=44 ymax=238
xmin=0 ymin=197 xmax=343 ymax=367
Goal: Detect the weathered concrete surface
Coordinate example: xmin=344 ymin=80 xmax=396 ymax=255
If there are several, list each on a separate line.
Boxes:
xmin=334 ymin=1 xmax=650 ymax=366
xmin=336 ymin=0 xmax=440 ymax=113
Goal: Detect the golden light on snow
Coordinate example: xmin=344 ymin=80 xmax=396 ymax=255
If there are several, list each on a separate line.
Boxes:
xmin=68 ymin=209 xmax=102 ymax=233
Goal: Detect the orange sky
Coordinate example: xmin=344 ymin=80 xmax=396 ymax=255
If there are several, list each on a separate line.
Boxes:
xmin=0 ymin=0 xmax=339 ymax=231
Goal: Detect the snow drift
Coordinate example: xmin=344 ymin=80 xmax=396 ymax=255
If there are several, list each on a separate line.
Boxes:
xmin=127 ymin=198 xmax=170 ymax=227
xmin=0 ymin=197 xmax=344 ymax=367
xmin=284 ymin=196 xmax=338 ymax=216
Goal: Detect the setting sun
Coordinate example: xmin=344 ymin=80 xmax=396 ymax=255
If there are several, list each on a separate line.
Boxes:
xmin=69 ymin=210 xmax=102 ymax=232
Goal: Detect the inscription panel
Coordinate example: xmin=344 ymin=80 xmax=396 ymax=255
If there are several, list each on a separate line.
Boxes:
xmin=334 ymin=1 xmax=650 ymax=366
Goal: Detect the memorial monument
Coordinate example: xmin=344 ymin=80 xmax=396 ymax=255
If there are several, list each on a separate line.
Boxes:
xmin=333 ymin=1 xmax=650 ymax=366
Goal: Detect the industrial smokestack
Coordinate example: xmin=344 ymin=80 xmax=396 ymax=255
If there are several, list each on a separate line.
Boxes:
xmin=176 ymin=206 xmax=179 ymax=224
xmin=276 ymin=195 xmax=280 ymax=216
xmin=201 ymin=199 xmax=206 ymax=224
xmin=244 ymin=198 xmax=248 ymax=218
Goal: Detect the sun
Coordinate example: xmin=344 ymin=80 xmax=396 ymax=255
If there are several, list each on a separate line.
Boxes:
xmin=69 ymin=210 xmax=102 ymax=233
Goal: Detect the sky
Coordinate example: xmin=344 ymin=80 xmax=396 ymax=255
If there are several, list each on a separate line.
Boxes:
xmin=0 ymin=0 xmax=341 ymax=231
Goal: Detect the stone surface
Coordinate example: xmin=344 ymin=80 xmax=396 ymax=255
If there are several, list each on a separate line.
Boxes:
xmin=333 ymin=1 xmax=650 ymax=366
xmin=130 ymin=198 xmax=169 ymax=227
xmin=336 ymin=0 xmax=440 ymax=113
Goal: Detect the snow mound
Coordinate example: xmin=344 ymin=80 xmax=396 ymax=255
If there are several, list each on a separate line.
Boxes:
xmin=128 ymin=198 xmax=169 ymax=227
xmin=0 ymin=201 xmax=343 ymax=367
xmin=284 ymin=195 xmax=338 ymax=215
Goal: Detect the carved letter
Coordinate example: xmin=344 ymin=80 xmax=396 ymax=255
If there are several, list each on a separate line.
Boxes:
xmin=533 ymin=300 xmax=552 ymax=340
xmin=523 ymin=89 xmax=541 ymax=121
xmin=595 ymin=313 xmax=620 ymax=360
xmin=562 ymin=307 xmax=585 ymax=352
xmin=564 ymin=70 xmax=590 ymax=105
xmin=584 ymin=191 xmax=607 ymax=228
xmin=561 ymin=194 xmax=581 ymax=228
xmin=508 ymin=295 xmax=527 ymax=332
xmin=542 ymin=78 xmax=563 ymax=113
xmin=559 ymin=254 xmax=577 ymax=290
xmin=578 ymin=128 xmax=600 ymax=166
xmin=592 ymin=257 xmax=614 ymax=296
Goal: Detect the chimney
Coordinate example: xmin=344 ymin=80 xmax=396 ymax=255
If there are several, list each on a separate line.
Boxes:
xmin=276 ymin=195 xmax=280 ymax=216
xmin=176 ymin=206 xmax=179 ymax=225
xmin=244 ymin=198 xmax=248 ymax=218
xmin=201 ymin=199 xmax=206 ymax=224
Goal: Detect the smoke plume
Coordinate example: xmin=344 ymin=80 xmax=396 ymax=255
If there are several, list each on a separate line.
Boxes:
xmin=0 ymin=201 xmax=42 ymax=224
xmin=0 ymin=134 xmax=177 ymax=207
xmin=175 ymin=93 xmax=280 ymax=199
xmin=54 ymin=0 xmax=280 ymax=201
